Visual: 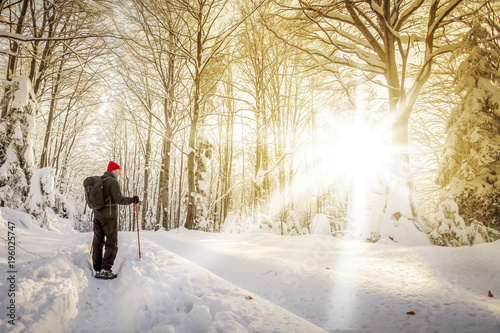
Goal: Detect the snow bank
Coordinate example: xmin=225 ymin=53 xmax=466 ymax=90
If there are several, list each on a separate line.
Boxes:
xmin=0 ymin=208 xmax=84 ymax=332
xmin=24 ymin=167 xmax=56 ymax=223
xmin=13 ymin=257 xmax=87 ymax=333
xmin=1 ymin=205 xmax=76 ymax=237
xmin=0 ymin=206 xmax=38 ymax=230
xmin=66 ymin=234 xmax=324 ymax=333
xmin=0 ymin=246 xmax=88 ymax=333
xmin=126 ymin=248 xmax=323 ymax=333
xmin=430 ymin=199 xmax=500 ymax=246
xmin=310 ymin=214 xmax=331 ymax=235
xmin=357 ymin=158 xmax=430 ymax=245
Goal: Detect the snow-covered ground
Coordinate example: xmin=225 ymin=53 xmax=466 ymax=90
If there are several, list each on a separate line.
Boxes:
xmin=1 ymin=208 xmax=500 ymax=332
xmin=148 ymin=230 xmax=500 ymax=332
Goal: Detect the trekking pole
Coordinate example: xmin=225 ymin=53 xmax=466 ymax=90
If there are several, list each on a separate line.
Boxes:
xmin=135 ymin=203 xmax=141 ymax=259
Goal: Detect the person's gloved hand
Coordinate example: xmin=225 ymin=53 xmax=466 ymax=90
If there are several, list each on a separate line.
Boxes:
xmin=133 ymin=195 xmax=140 ymax=204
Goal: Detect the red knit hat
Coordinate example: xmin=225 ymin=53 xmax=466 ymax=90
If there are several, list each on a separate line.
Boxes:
xmin=107 ymin=161 xmax=121 ymax=172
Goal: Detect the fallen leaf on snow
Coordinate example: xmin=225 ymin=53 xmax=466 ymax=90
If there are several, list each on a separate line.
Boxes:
xmin=406 ymin=311 xmax=416 ymax=315
xmin=488 ymin=291 xmax=494 ymax=298
xmin=245 ymin=296 xmax=253 ymax=300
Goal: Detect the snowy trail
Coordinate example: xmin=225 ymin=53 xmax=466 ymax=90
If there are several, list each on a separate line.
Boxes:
xmin=1 ymin=207 xmax=500 ymax=333
xmin=66 ymin=249 xmax=131 ymax=332
xmin=145 ymin=229 xmax=500 ymax=332
xmin=65 ymin=234 xmax=325 ymax=333
xmin=0 ymin=216 xmax=326 ymax=333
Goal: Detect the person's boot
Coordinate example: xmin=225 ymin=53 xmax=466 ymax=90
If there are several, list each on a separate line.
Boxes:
xmin=100 ymin=269 xmax=117 ymax=279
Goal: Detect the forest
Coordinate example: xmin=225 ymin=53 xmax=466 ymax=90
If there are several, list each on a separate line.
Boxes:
xmin=1 ymin=0 xmax=499 ymax=246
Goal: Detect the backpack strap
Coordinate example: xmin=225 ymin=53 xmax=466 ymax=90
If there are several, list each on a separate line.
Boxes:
xmin=101 ymin=176 xmax=116 ymax=215
xmin=101 ymin=176 xmax=113 ymax=204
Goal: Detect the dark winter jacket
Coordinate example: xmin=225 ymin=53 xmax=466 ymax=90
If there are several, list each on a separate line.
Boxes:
xmin=95 ymin=171 xmax=133 ymax=219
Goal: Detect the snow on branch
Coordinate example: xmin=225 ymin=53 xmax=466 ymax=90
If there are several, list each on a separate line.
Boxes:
xmin=367 ymin=1 xmax=420 ymax=43
xmin=346 ymin=72 xmax=381 ymax=88
xmin=428 ymin=0 xmax=462 ymax=36
xmin=327 ymin=54 xmax=385 ymax=74
xmin=345 ymin=2 xmax=385 ymax=59
xmin=255 ymin=151 xmax=295 ymax=185
xmin=316 ymin=35 xmax=386 ymax=69
xmin=394 ymin=0 xmax=426 ymax=30
xmin=0 ymin=48 xmax=17 ymax=56
xmin=267 ymin=27 xmax=385 ymax=75
xmin=427 ymin=42 xmax=462 ymax=59
xmin=369 ymin=1 xmax=384 ymax=18
xmin=0 ymin=30 xmax=31 ymax=42
xmin=296 ymin=0 xmax=355 ymax=25
xmin=0 ymin=30 xmax=126 ymax=42
xmin=321 ymin=27 xmax=374 ymax=50
xmin=10 ymin=75 xmax=35 ymax=110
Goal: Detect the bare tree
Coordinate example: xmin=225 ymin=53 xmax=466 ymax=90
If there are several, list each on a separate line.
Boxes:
xmin=271 ymin=0 xmax=488 ymax=160
xmin=263 ymin=0 xmax=488 ymax=230
xmin=153 ymin=0 xmax=263 ymax=229
xmin=115 ymin=0 xmax=188 ymax=230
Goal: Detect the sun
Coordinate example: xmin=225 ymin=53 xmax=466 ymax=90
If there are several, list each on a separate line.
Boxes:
xmin=262 ymin=104 xmax=394 ymax=227
xmin=330 ymin=117 xmax=393 ymax=178
xmin=281 ymin=112 xmax=393 ymax=205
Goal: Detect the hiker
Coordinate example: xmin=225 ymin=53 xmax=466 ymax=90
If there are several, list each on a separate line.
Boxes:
xmin=92 ymin=161 xmax=139 ymax=279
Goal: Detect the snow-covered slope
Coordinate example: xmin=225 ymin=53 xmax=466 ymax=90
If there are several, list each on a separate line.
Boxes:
xmin=1 ymin=208 xmax=500 ymax=332
xmin=0 ymin=209 xmax=324 ymax=333
xmin=148 ymin=229 xmax=500 ymax=333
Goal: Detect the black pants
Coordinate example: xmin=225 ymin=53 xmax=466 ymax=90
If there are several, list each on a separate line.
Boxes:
xmin=92 ymin=216 xmax=118 ymax=271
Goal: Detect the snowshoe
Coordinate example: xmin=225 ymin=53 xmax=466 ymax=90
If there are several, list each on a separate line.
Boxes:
xmin=95 ymin=269 xmax=117 ymax=280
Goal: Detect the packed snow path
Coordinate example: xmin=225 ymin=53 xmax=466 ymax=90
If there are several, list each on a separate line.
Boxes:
xmin=0 ymin=221 xmax=323 ymax=333
xmin=1 ymin=211 xmax=500 ymax=332
xmin=148 ymin=230 xmax=500 ymax=332
xmin=66 ymin=235 xmax=322 ymax=333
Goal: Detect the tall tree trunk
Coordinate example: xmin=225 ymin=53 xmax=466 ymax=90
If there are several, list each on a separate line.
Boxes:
xmin=222 ymin=70 xmax=235 ymax=223
xmin=28 ymin=0 xmax=45 ymax=84
xmin=158 ymin=136 xmax=172 ymax=230
xmin=170 ymin=148 xmax=177 ymax=228
xmin=215 ymin=177 xmax=220 ymax=232
xmin=33 ymin=5 xmax=56 ymax=101
xmin=254 ymin=84 xmax=269 ymax=214
xmin=156 ymin=32 xmax=176 ymax=230
xmin=185 ymin=23 xmax=203 ymax=230
xmin=223 ymin=116 xmax=234 ymax=222
xmin=53 ymin=105 xmax=70 ymax=176
xmin=176 ymin=150 xmax=184 ymax=229
xmin=185 ymin=110 xmax=198 ymax=229
xmin=39 ymin=60 xmax=63 ymax=168
xmin=142 ymin=110 xmax=153 ymax=230
xmin=381 ymin=1 xmax=407 ymax=161
xmin=254 ymin=88 xmax=262 ymax=209
xmin=288 ymin=155 xmax=294 ymax=211
xmin=131 ymin=143 xmax=138 ymax=232
xmin=216 ymin=112 xmax=223 ymax=228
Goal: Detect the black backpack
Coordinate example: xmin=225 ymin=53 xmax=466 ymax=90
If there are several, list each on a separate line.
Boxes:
xmin=83 ymin=176 xmax=105 ymax=210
